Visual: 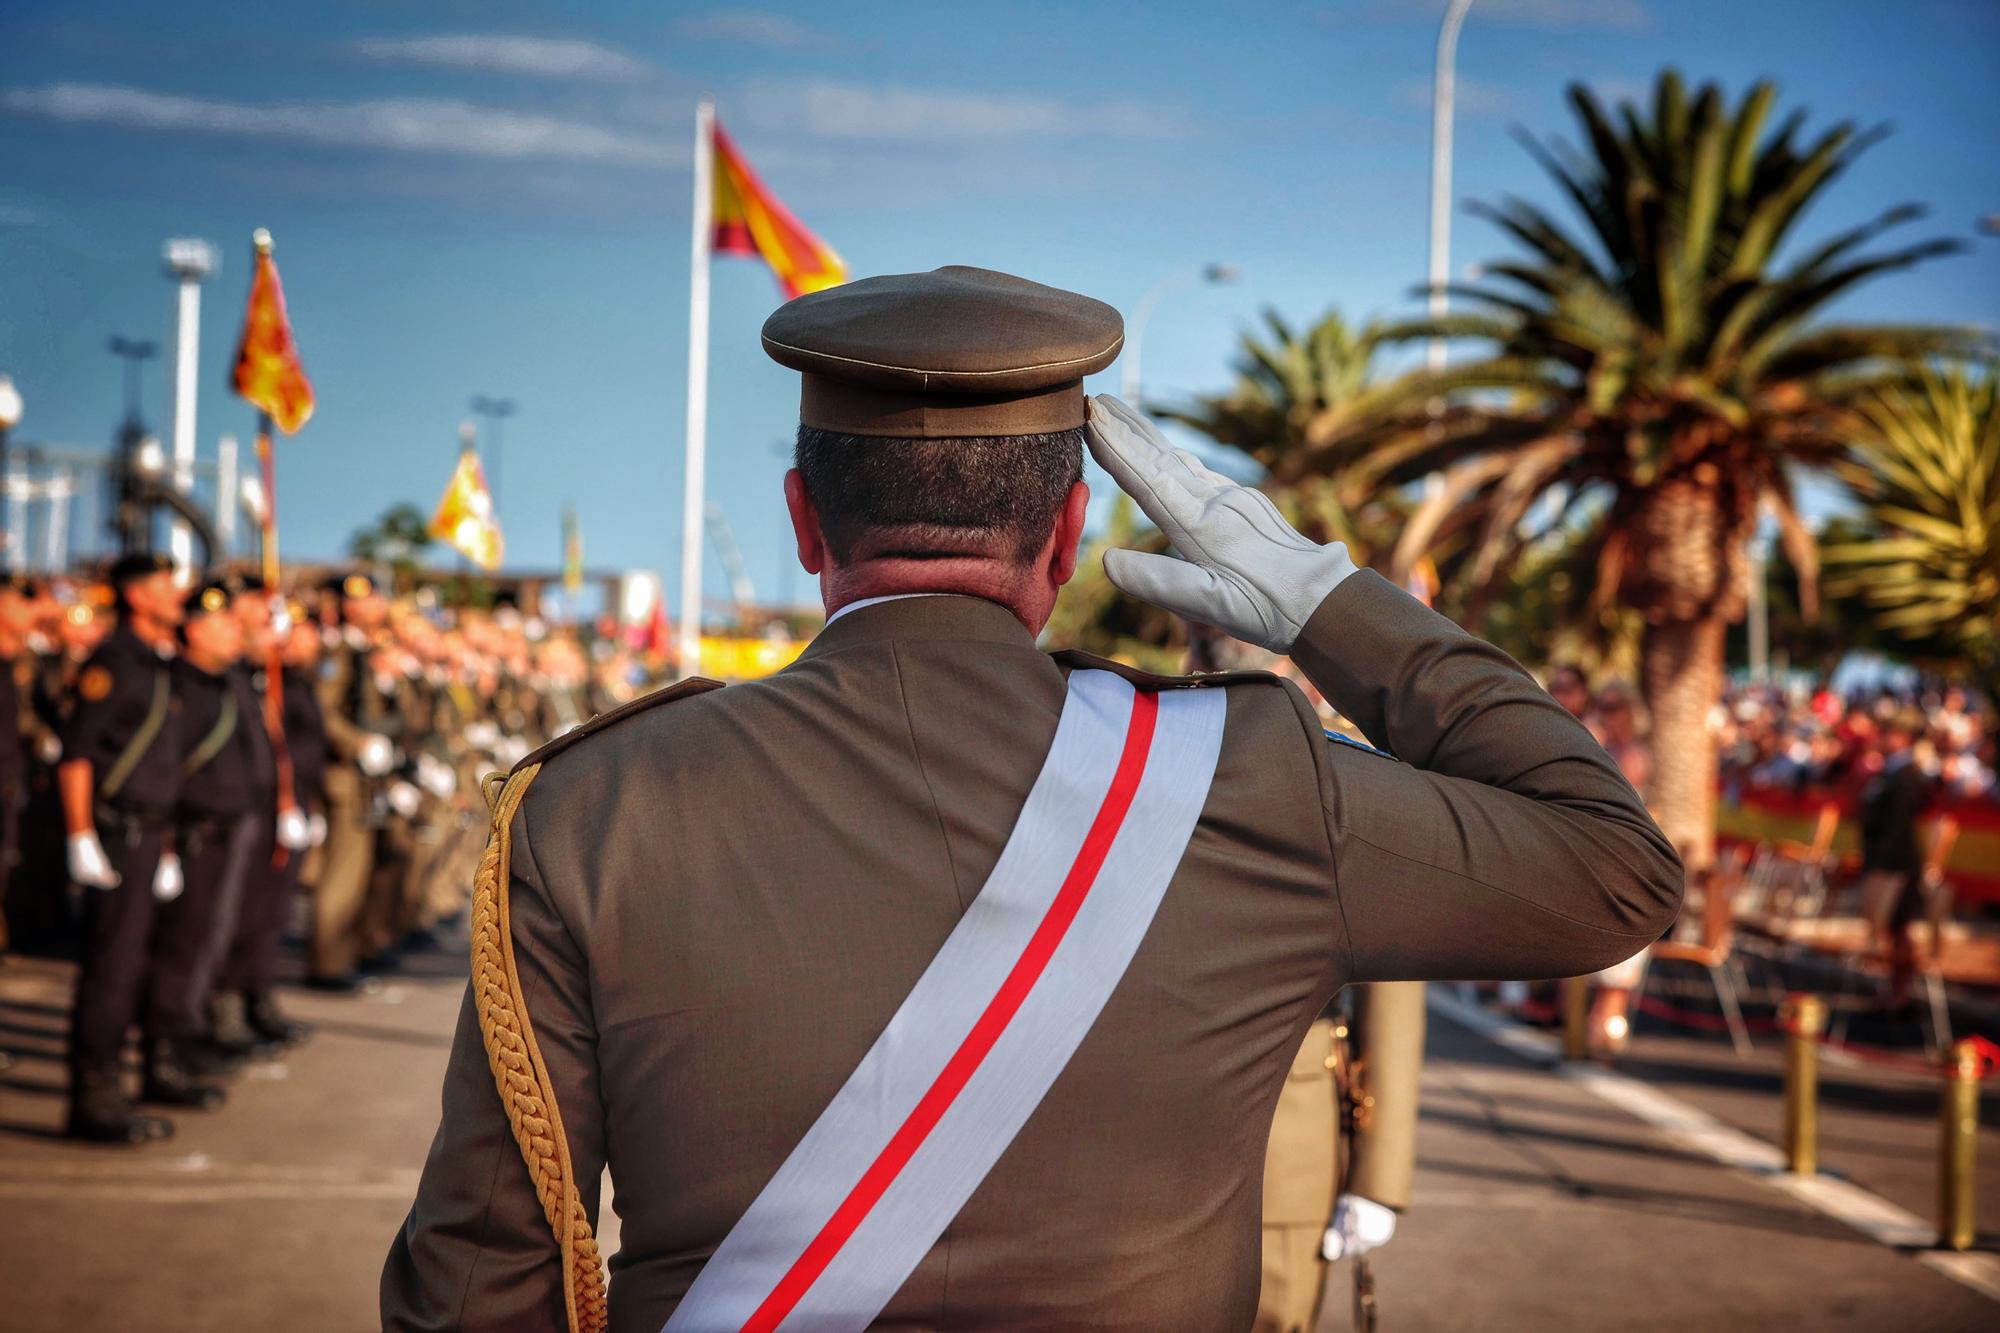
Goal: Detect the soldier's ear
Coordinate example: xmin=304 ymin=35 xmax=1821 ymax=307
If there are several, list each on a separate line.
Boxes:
xmin=1048 ymin=480 xmax=1091 ymax=588
xmin=783 ymin=470 xmax=828 ymax=576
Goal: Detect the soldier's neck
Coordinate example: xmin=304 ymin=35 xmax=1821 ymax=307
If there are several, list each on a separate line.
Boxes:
xmin=125 ymin=613 xmax=175 ymax=652
xmin=821 ymin=558 xmax=1051 ymax=635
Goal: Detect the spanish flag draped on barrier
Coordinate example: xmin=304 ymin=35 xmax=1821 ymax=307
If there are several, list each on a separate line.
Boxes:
xmin=680 ymin=100 xmax=847 ymax=678
xmin=431 ymin=446 xmax=504 ymax=570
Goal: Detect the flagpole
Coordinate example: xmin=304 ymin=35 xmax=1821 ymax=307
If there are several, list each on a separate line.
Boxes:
xmin=678 ymin=98 xmax=715 ymax=679
xmin=248 ymin=226 xmax=298 ymax=842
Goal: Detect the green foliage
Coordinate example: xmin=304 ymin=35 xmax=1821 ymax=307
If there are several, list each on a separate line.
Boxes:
xmin=1824 ymin=364 xmax=2000 ymax=676
xmin=1387 ymin=69 xmax=1968 ymax=622
xmin=347 ymin=503 xmax=435 ymax=588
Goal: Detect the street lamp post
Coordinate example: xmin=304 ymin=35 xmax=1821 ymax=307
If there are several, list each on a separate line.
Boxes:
xmin=470 ymin=394 xmax=516 ymax=521
xmin=163 ymin=238 xmax=216 ymax=579
xmin=0 ymin=375 xmax=21 ymax=568
xmin=1427 ymin=0 xmax=1476 ymax=374
xmin=1122 ymin=263 xmax=1241 ymax=411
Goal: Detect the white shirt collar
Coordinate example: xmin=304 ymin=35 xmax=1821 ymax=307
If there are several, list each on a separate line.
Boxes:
xmin=824 ymin=592 xmax=949 ymax=626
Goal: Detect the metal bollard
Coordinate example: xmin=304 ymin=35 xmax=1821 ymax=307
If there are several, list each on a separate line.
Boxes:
xmin=1939 ymin=1039 xmax=1981 ymax=1251
xmin=1563 ymin=975 xmax=1590 ymax=1061
xmin=1781 ymin=993 xmax=1826 ymax=1175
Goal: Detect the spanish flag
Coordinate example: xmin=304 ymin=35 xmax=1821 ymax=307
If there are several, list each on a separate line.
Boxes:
xmin=711 ymin=119 xmax=846 ymax=299
xmin=430 ymin=448 xmax=504 ymax=570
xmin=230 ymin=231 xmax=315 ymax=434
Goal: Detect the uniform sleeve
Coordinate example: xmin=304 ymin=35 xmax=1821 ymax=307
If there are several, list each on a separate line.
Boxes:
xmin=60 ymin=649 xmax=121 ymax=774
xmin=1291 ymin=571 xmax=1683 ymax=983
xmin=380 ymin=793 xmax=605 ymax=1333
xmin=316 ymin=652 xmax=367 ymax=761
xmin=1342 ymin=982 xmax=1426 ymax=1211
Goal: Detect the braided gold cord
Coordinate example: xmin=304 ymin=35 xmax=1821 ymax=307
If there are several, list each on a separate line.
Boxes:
xmin=471 ymin=763 xmax=608 ymax=1333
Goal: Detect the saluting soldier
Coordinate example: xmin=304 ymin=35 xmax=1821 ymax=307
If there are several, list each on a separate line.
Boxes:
xmin=308 ymin=572 xmax=397 ymax=990
xmin=383 ymin=268 xmax=1681 ymax=1330
xmin=1256 ymin=982 xmax=1426 ymax=1333
xmin=59 ymin=553 xmax=185 ymax=1143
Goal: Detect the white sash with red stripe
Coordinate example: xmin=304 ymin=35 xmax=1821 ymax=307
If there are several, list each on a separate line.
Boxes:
xmin=664 ymin=669 xmax=1226 ymax=1333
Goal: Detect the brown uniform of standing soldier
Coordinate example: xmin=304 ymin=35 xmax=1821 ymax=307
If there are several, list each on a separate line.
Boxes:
xmin=382 ymin=268 xmax=1681 ymax=1331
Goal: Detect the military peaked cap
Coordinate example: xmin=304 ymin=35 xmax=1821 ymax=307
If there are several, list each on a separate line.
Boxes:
xmin=761 ymin=266 xmax=1123 ymax=439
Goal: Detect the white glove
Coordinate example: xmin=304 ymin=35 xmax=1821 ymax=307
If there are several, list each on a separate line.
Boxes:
xmin=307 ymin=812 xmax=328 ymax=847
xmin=464 ymin=720 xmax=500 ymax=751
xmin=37 ymin=733 xmax=62 ymax=764
xmin=1321 ymin=1193 xmax=1398 ymax=1262
xmin=387 ymin=780 xmax=421 ymax=818
xmin=153 ymin=851 xmax=184 ymax=903
xmin=357 ymin=733 xmax=395 ymax=777
xmin=415 ymin=752 xmax=457 ymax=799
xmin=275 ymin=806 xmax=312 ymax=851
xmin=1086 ymin=394 xmax=1357 ymax=653
xmin=67 ymin=831 xmax=120 ymax=889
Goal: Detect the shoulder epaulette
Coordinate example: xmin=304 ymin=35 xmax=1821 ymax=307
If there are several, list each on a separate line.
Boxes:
xmin=1047 ymin=648 xmax=1279 ymax=691
xmin=508 ymin=676 xmax=724 ymax=776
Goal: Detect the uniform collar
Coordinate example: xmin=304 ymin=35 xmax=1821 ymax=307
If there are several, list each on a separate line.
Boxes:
xmin=799 ymin=592 xmax=1036 ymax=660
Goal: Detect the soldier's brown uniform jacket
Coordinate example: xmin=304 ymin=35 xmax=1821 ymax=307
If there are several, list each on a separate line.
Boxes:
xmin=381 ymin=574 xmax=1681 ymax=1331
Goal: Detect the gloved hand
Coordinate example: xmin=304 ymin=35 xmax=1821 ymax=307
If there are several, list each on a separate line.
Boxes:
xmin=357 ymin=733 xmax=395 ymax=777
xmin=1320 ymin=1193 xmax=1398 ymax=1262
xmin=275 ymin=806 xmax=313 ymax=851
xmin=415 ymin=752 xmax=457 ymax=799
xmin=387 ymin=780 xmax=422 ymax=819
xmin=1086 ymin=394 xmax=1358 ymax=653
xmin=67 ymin=831 xmax=120 ymax=889
xmin=307 ymin=812 xmax=329 ymax=848
xmin=153 ymin=852 xmax=185 ymax=903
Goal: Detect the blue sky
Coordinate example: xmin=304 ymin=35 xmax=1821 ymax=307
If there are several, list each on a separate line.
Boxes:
xmin=3 ymin=0 xmax=1996 ymax=611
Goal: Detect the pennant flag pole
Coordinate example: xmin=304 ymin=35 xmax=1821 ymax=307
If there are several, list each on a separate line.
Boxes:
xmin=562 ymin=504 xmax=584 ymax=596
xmin=678 ymin=100 xmax=848 ymax=678
xmin=229 ymin=226 xmax=316 ymax=848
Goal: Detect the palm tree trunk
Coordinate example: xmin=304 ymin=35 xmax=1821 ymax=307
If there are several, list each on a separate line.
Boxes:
xmin=1640 ymin=614 xmax=1725 ymax=872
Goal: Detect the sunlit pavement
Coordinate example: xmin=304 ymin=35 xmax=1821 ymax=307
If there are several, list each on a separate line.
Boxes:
xmin=1 ymin=945 xmax=1995 ymax=1332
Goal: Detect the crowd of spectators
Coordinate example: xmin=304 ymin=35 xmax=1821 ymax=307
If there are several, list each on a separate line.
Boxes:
xmin=1712 ymin=679 xmax=1997 ymax=803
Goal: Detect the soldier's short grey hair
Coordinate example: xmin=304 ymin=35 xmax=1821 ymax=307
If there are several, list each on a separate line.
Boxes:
xmin=794 ymin=425 xmax=1084 ymax=565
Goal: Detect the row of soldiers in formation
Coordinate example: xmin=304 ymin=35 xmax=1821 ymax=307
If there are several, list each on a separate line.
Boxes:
xmin=0 ymin=556 xmax=602 ymax=1143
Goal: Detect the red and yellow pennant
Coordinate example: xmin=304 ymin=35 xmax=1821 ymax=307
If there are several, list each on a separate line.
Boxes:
xmin=230 ymin=232 xmax=315 ymax=434
xmin=712 ymin=119 xmax=846 ymax=299
xmin=430 ymin=449 xmax=504 ymax=570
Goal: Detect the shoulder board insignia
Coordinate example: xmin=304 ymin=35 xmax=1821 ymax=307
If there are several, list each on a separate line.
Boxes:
xmin=508 ymin=676 xmax=724 ymax=776
xmin=78 ymin=666 xmax=113 ymax=702
xmin=1048 ymin=648 xmax=1277 ymax=691
xmin=1324 ymin=728 xmax=1397 ymax=762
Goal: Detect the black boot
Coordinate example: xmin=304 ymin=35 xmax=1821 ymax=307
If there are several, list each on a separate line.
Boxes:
xmin=68 ymin=1065 xmax=174 ymax=1144
xmin=141 ymin=1037 xmax=227 ymax=1109
xmin=207 ymin=991 xmax=270 ymax=1059
xmin=247 ymin=992 xmax=311 ymax=1046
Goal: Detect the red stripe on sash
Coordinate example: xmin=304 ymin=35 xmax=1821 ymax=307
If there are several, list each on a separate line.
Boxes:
xmin=741 ymin=687 xmax=1161 ymax=1332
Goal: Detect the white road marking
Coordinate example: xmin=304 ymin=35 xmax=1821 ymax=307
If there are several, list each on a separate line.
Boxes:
xmin=1427 ymin=987 xmax=2000 ymax=1305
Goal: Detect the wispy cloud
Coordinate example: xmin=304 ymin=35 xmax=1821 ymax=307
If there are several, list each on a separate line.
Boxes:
xmin=2 ymin=83 xmax=679 ymax=166
xmin=352 ymin=34 xmax=649 ymax=81
xmin=1395 ymin=74 xmax=1517 ymax=116
xmin=675 ymin=10 xmax=832 ymax=49
xmin=1372 ymin=0 xmax=1653 ymax=32
xmin=743 ymin=81 xmax=1196 ymax=142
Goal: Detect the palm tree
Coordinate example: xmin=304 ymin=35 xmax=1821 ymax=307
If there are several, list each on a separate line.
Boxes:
xmin=1824 ymin=363 xmax=2000 ymax=682
xmin=1396 ymin=70 xmax=1967 ymax=866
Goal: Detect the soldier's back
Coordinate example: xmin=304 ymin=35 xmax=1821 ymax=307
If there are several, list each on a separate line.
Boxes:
xmin=517 ymin=594 xmax=1343 ymax=1331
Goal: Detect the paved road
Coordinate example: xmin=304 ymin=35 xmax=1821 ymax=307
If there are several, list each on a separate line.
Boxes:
xmin=0 ymin=944 xmax=1993 ymax=1331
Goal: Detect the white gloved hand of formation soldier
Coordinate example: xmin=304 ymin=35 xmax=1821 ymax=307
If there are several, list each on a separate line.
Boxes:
xmin=152 ymin=851 xmax=185 ymax=903
xmin=357 ymin=733 xmax=396 ymax=777
xmin=307 ymin=812 xmax=329 ymax=848
xmin=415 ymin=752 xmax=457 ymax=799
xmin=387 ymin=780 xmax=422 ymax=819
xmin=1086 ymin=394 xmax=1357 ymax=653
xmin=1321 ymin=1193 xmax=1398 ymax=1262
xmin=67 ymin=831 xmax=120 ymax=889
xmin=275 ymin=806 xmax=313 ymax=851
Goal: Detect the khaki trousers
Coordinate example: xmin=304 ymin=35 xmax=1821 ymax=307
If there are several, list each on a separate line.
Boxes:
xmin=309 ymin=767 xmax=374 ymax=979
xmin=1256 ymin=1018 xmax=1340 ymax=1333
